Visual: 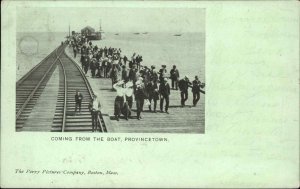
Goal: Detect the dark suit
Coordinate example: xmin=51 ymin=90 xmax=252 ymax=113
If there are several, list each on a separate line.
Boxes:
xmin=88 ymin=99 xmax=101 ymax=132
xmin=75 ymin=93 xmax=83 ymax=112
xmin=121 ymin=69 xmax=128 ymax=82
xmin=192 ymin=80 xmax=201 ymax=106
xmin=159 ymin=82 xmax=170 ymax=112
xmin=135 ymin=85 xmax=145 ymax=119
xmin=178 ymin=79 xmax=192 ymax=106
xmin=170 ymin=68 xmax=180 ymax=89
xmin=146 ymin=82 xmax=159 ymax=111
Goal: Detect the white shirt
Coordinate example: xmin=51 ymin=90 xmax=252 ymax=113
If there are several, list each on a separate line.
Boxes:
xmin=92 ymin=100 xmax=99 ymax=110
xmin=113 ymin=84 xmax=126 ymax=97
xmin=125 ymin=87 xmax=134 ymax=97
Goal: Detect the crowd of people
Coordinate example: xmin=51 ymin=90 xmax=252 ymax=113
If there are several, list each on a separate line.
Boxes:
xmin=68 ymin=35 xmax=205 ymax=125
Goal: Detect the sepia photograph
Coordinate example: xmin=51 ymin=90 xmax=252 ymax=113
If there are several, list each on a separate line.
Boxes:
xmin=2 ymin=1 xmax=299 ymax=188
xmin=16 ymin=7 xmax=205 ymax=133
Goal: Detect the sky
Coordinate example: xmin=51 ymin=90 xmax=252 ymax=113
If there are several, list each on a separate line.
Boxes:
xmin=17 ymin=7 xmax=205 ymax=33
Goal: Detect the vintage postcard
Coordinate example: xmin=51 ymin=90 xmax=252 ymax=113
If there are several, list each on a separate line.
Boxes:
xmin=1 ymin=1 xmax=299 ymax=188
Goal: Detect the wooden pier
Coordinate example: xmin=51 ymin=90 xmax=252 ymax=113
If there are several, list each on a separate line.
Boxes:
xmin=16 ymin=44 xmax=204 ymax=133
xmin=66 ymin=48 xmax=205 ymax=133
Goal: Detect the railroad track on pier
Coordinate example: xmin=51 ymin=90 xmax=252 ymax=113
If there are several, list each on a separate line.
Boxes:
xmin=52 ymin=49 xmax=107 ymax=132
xmin=16 ymin=44 xmax=106 ymax=132
xmin=16 ymin=45 xmax=65 ymax=130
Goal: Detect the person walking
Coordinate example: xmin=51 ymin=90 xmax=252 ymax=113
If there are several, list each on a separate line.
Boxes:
xmin=159 ymin=78 xmax=170 ymax=113
xmin=123 ymin=81 xmax=134 ymax=120
xmin=147 ymin=79 xmax=159 ymax=112
xmin=113 ymin=80 xmax=126 ymax=121
xmin=121 ymin=65 xmax=128 ymax=82
xmin=88 ymin=95 xmax=101 ymax=132
xmin=73 ymin=46 xmax=77 ymax=58
xmin=123 ymin=55 xmax=128 ymax=66
xmin=178 ymin=76 xmax=192 ymax=107
xmin=135 ymin=79 xmax=146 ymax=120
xmin=159 ymin=65 xmax=167 ymax=83
xmin=170 ymin=65 xmax=180 ymax=90
xmin=90 ymin=58 xmax=96 ymax=78
xmin=83 ymin=56 xmax=90 ymax=75
xmin=80 ymin=54 xmax=85 ymax=69
xmin=128 ymin=65 xmax=138 ymax=85
xmin=109 ymin=64 xmax=119 ymax=90
xmin=192 ymin=76 xmax=202 ymax=106
xmin=75 ymin=90 xmax=83 ymax=114
xmin=150 ymin=65 xmax=158 ymax=83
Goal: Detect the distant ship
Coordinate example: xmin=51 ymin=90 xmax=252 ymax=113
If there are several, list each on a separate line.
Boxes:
xmin=174 ymin=34 xmax=182 ymax=36
xmin=133 ymin=32 xmax=140 ymax=35
xmin=115 ymin=33 xmax=119 ymax=35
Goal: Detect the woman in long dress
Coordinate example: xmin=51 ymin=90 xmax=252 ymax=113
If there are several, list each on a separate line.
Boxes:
xmin=113 ymin=80 xmax=126 ymax=121
xmin=134 ymin=79 xmax=146 ymax=120
xmin=123 ymin=81 xmax=134 ymax=120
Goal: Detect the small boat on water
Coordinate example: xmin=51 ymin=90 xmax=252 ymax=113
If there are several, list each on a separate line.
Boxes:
xmin=133 ymin=32 xmax=140 ymax=35
xmin=115 ymin=33 xmax=119 ymax=35
xmin=174 ymin=34 xmax=182 ymax=36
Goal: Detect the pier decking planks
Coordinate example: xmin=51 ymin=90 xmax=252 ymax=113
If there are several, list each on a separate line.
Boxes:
xmin=66 ymin=48 xmax=205 ymax=133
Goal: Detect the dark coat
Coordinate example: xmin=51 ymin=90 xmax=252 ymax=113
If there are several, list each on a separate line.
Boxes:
xmin=75 ymin=93 xmax=83 ymax=103
xmin=121 ymin=69 xmax=128 ymax=81
xmin=147 ymin=82 xmax=159 ymax=100
xmin=192 ymin=80 xmax=201 ymax=93
xmin=128 ymin=69 xmax=137 ymax=82
xmin=178 ymin=79 xmax=192 ymax=92
xmin=170 ymin=68 xmax=180 ymax=79
xmin=135 ymin=85 xmax=146 ymax=99
xmin=159 ymin=82 xmax=170 ymax=97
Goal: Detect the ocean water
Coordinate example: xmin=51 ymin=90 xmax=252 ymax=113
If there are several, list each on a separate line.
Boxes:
xmin=17 ymin=32 xmax=205 ymax=82
xmin=16 ymin=32 xmax=66 ymax=80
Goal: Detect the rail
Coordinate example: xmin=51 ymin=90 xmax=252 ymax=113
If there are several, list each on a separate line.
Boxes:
xmin=62 ymin=50 xmax=107 ymax=132
xmin=16 ymin=45 xmax=65 ymax=120
xmin=55 ymin=48 xmax=67 ymax=132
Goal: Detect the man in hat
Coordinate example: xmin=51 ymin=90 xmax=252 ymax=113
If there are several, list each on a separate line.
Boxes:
xmin=90 ymin=58 xmax=96 ymax=78
xmin=83 ymin=56 xmax=90 ymax=75
xmin=150 ymin=65 xmax=158 ymax=83
xmin=121 ymin=65 xmax=128 ymax=82
xmin=159 ymin=78 xmax=170 ymax=113
xmin=73 ymin=45 xmax=77 ymax=58
xmin=75 ymin=90 xmax=83 ymax=114
xmin=143 ymin=66 xmax=151 ymax=85
xmin=178 ymin=76 xmax=192 ymax=107
xmin=159 ymin=65 xmax=167 ymax=83
xmin=123 ymin=55 xmax=128 ymax=66
xmin=192 ymin=76 xmax=202 ymax=107
xmin=146 ymin=79 xmax=159 ymax=112
xmin=109 ymin=63 xmax=119 ymax=90
xmin=88 ymin=95 xmax=101 ymax=132
xmin=170 ymin=65 xmax=180 ymax=90
xmin=128 ymin=65 xmax=138 ymax=85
